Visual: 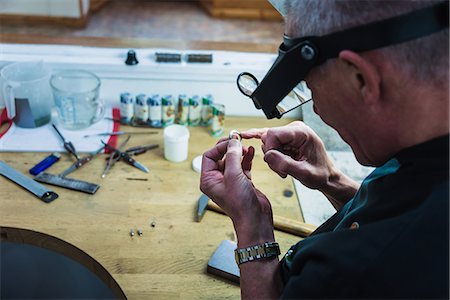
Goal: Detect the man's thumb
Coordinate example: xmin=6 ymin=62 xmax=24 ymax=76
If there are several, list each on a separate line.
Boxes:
xmin=225 ymin=139 xmax=243 ymax=176
xmin=264 ymin=149 xmax=294 ymax=178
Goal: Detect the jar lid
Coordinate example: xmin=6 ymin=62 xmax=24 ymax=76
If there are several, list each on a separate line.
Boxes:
xmin=192 ymin=155 xmax=202 ymax=173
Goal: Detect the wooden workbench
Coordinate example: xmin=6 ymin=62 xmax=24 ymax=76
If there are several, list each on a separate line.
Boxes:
xmin=0 ymin=116 xmax=304 ymax=299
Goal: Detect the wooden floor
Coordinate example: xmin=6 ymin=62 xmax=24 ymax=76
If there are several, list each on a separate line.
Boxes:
xmin=0 ymin=1 xmax=284 ymax=45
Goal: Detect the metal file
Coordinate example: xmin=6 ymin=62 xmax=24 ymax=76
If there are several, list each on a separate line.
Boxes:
xmin=34 ymin=173 xmax=99 ymax=194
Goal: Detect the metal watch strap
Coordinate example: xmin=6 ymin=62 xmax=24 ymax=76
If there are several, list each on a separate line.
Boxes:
xmin=234 ymin=242 xmax=280 ymax=265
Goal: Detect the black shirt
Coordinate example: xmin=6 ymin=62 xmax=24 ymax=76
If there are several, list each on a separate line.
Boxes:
xmin=280 ymin=135 xmax=449 ymax=299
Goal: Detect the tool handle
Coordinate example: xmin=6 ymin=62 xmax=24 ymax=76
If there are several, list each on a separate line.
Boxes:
xmin=126 ymin=144 xmax=159 ymax=154
xmin=52 ymin=124 xmax=80 ymax=160
xmin=273 ymin=216 xmax=317 ymax=237
xmin=206 ymin=201 xmax=317 ymax=237
xmin=64 ymin=141 xmax=80 ymax=160
xmin=207 ymin=201 xmax=227 ymax=215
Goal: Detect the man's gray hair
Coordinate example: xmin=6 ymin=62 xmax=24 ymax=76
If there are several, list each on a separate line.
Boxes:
xmin=285 ymin=0 xmax=449 ymax=85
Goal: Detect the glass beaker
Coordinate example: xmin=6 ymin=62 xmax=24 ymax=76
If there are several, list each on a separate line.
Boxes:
xmin=1 ymin=61 xmax=53 ymax=128
xmin=50 ymin=70 xmax=104 ymax=130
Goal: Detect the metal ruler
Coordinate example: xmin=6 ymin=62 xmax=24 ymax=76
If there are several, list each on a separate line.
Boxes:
xmin=0 ymin=161 xmax=58 ymax=203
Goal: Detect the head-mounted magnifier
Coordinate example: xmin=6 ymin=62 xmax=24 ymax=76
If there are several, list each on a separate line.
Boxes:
xmin=237 ymin=1 xmax=449 ymax=119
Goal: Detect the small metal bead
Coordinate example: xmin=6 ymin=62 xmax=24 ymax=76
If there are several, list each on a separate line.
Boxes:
xmin=129 ymin=229 xmax=135 ymax=236
xmin=150 ymin=221 xmax=156 ymax=227
xmin=137 ymin=229 xmax=143 ymax=236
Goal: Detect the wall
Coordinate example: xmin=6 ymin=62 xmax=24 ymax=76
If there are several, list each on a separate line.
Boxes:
xmin=0 ymin=43 xmax=301 ymax=118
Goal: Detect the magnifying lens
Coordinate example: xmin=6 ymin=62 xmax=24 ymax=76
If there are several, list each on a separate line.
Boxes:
xmin=236 ymin=1 xmax=448 ymax=119
xmin=237 ymin=72 xmax=312 ymax=115
xmin=237 ymin=72 xmax=260 ymax=106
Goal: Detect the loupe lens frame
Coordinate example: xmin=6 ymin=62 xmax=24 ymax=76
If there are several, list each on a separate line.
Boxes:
xmin=236 ymin=72 xmax=261 ymax=109
xmin=236 ymin=72 xmax=259 ymax=97
xmin=252 ymin=39 xmax=318 ymax=119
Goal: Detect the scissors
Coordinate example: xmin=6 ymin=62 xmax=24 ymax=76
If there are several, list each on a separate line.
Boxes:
xmin=101 ymin=137 xmax=150 ymax=178
xmin=60 ymin=146 xmax=106 ymax=177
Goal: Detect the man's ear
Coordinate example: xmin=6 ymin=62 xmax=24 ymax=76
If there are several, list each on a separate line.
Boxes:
xmin=338 ymin=50 xmax=381 ymax=105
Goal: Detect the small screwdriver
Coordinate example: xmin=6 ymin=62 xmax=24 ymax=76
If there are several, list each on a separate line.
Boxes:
xmin=52 ymin=124 xmax=80 ymax=161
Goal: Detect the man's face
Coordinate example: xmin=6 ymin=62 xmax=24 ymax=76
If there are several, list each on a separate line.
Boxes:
xmin=284 ymin=21 xmax=373 ymax=165
xmin=305 ymin=60 xmax=352 ymax=133
xmin=304 ymin=58 xmax=371 ymax=164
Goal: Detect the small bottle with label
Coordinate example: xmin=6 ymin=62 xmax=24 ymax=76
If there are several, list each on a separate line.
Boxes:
xmin=134 ymin=94 xmax=149 ymax=125
xmin=120 ymin=92 xmax=133 ymax=124
xmin=201 ymin=94 xmax=213 ymax=126
xmin=148 ymin=94 xmax=162 ymax=128
xmin=176 ymin=94 xmax=189 ymax=126
xmin=188 ymin=95 xmax=201 ymax=126
xmin=162 ymin=95 xmax=175 ymax=127
xmin=210 ymin=103 xmax=225 ymax=137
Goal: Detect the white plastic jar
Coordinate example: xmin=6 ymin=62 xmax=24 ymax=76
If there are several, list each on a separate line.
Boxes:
xmin=163 ymin=124 xmax=190 ymax=162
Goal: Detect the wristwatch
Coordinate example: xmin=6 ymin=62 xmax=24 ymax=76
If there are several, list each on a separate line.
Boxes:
xmin=234 ymin=242 xmax=280 ymax=265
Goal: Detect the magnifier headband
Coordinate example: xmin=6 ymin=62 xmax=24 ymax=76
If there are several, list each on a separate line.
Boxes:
xmin=242 ymin=1 xmax=449 ymax=119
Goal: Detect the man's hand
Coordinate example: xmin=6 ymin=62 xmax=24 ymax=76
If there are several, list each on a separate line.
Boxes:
xmin=200 ymin=139 xmax=275 ymax=246
xmin=242 ymin=121 xmax=333 ymax=190
xmin=242 ymin=121 xmax=359 ymax=209
xmin=200 ymin=138 xmax=282 ymax=299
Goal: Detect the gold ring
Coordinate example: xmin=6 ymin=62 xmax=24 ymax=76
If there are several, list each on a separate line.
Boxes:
xmin=229 ymin=130 xmax=242 ymax=141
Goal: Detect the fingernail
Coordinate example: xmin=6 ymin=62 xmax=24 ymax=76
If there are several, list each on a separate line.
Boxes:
xmin=228 ymin=139 xmax=241 ymax=148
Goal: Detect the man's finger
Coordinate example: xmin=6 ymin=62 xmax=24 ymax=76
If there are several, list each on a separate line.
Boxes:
xmin=241 ymin=128 xmax=268 ymax=139
xmin=242 ymin=146 xmax=255 ymax=180
xmin=224 ymin=139 xmax=244 ymax=178
xmin=242 ymin=146 xmax=255 ymax=172
xmin=202 ymin=140 xmax=229 ymax=173
xmin=216 ymin=136 xmax=229 ymax=145
xmin=263 ymin=149 xmax=294 ymax=178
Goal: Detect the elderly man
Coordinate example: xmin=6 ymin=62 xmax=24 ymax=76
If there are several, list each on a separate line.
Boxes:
xmin=201 ymin=1 xmax=449 ymax=299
